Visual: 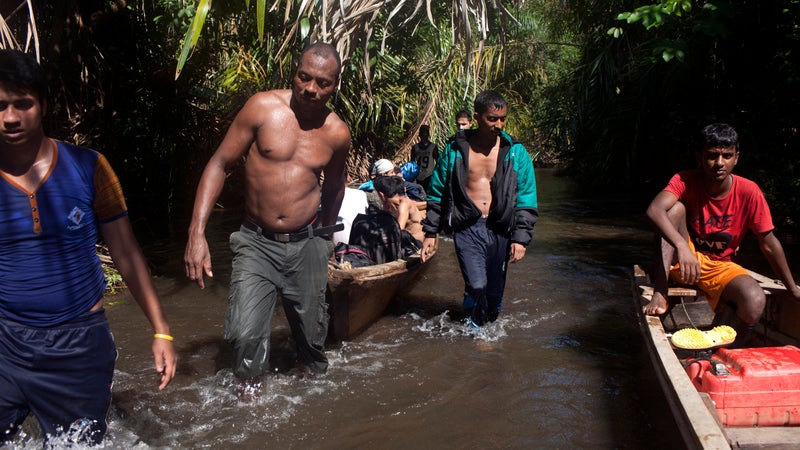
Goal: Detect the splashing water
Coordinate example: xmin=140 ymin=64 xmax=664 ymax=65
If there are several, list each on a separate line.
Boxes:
xmin=406 ymin=308 xmax=565 ymax=342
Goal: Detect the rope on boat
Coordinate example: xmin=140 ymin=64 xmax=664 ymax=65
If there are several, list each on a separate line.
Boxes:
xmin=678 ymin=296 xmax=697 ymax=329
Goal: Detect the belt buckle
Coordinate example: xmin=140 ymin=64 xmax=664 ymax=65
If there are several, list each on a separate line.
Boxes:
xmin=273 ymin=233 xmax=291 ymax=243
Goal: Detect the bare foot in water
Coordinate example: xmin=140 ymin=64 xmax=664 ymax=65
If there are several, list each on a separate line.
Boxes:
xmin=643 ymin=291 xmax=668 ymax=315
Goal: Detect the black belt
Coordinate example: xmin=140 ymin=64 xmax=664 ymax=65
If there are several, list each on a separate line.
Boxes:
xmin=242 ymin=220 xmax=343 ymax=242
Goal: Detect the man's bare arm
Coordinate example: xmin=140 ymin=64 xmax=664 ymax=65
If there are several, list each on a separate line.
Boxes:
xmin=396 ymin=198 xmax=412 ymax=230
xmin=319 ymin=122 xmax=351 ymax=227
xmin=102 ymin=217 xmax=176 ymax=390
xmin=758 ymin=231 xmax=800 ymax=300
xmin=184 ymin=95 xmax=266 ymax=288
xmin=646 ymin=190 xmax=699 ymax=284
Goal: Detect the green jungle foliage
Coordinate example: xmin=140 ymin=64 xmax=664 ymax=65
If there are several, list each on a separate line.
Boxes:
xmin=563 ymin=0 xmax=800 ymax=225
xmin=2 ymin=0 xmax=797 ymax=231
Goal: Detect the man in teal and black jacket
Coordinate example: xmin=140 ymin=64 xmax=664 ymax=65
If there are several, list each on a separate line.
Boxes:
xmin=420 ymin=90 xmax=538 ymax=326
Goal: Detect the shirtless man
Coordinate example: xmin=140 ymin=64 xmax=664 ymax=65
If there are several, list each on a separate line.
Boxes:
xmin=373 ymin=174 xmax=425 ymax=243
xmin=421 ymin=90 xmax=538 ymax=326
xmin=643 ymin=123 xmax=800 ymax=345
xmin=184 ymin=42 xmax=350 ymax=380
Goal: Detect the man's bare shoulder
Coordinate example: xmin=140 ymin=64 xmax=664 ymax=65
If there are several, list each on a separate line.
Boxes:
xmin=324 ymin=111 xmax=352 ymax=149
xmin=244 ymin=89 xmax=291 ymax=110
xmin=233 ymin=90 xmax=292 ymax=129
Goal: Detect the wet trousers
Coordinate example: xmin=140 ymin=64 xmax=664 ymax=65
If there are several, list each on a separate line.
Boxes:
xmin=0 ymin=309 xmax=116 ymax=445
xmin=453 ymin=218 xmax=510 ymax=326
xmin=226 ymin=226 xmax=332 ymax=378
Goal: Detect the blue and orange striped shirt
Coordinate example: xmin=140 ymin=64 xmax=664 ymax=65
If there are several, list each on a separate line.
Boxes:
xmin=0 ymin=139 xmax=128 ymax=326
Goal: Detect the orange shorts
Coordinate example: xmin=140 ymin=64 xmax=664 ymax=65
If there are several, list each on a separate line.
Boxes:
xmin=669 ymin=241 xmax=749 ymax=310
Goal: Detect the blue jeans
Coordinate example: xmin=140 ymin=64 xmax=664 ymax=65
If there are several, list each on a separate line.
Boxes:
xmin=226 ymin=226 xmax=332 ymax=378
xmin=0 ymin=309 xmax=116 ymax=445
xmin=453 ymin=218 xmax=509 ymax=326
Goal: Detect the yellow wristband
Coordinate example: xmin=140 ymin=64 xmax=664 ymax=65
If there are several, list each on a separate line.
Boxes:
xmin=153 ymin=333 xmax=174 ymax=342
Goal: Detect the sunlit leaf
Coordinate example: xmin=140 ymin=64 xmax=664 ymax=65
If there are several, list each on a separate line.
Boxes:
xmin=300 ymin=17 xmax=310 ymax=40
xmin=607 ymin=27 xmax=623 ymax=38
xmin=175 ymin=0 xmax=212 ymax=80
xmin=257 ymin=0 xmax=266 ymax=41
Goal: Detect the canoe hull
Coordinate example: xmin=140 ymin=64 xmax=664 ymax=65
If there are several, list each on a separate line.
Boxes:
xmin=632 ymin=265 xmax=800 ymax=449
xmin=327 ymin=254 xmax=426 ymax=342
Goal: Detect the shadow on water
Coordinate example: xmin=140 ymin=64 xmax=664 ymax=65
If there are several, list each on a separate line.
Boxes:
xmin=534 ymin=254 xmax=684 ymax=447
xmin=536 ymin=179 xmax=688 ymax=449
xmin=390 ymin=170 xmax=690 ymax=449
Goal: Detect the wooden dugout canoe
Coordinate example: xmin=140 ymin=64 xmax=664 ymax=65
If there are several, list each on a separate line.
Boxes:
xmin=632 ymin=264 xmax=800 ymax=449
xmin=326 ymin=250 xmax=432 ymax=342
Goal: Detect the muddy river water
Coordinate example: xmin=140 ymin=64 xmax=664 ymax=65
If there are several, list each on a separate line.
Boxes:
xmin=17 ymin=168 xmax=798 ymax=449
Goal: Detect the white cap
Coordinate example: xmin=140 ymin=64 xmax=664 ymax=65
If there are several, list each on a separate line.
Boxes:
xmin=371 ymin=159 xmax=395 ymax=175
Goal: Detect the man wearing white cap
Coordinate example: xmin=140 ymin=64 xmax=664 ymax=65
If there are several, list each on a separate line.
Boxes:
xmin=358 ymin=158 xmax=395 ymax=209
xmin=371 ymin=158 xmax=395 ymax=176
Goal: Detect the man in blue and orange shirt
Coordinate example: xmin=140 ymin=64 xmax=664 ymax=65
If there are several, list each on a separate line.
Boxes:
xmin=0 ymin=49 xmax=176 ymax=445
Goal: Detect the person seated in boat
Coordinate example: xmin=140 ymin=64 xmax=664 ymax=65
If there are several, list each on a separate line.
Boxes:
xmin=359 ymin=158 xmax=394 ymax=209
xmin=373 ymin=174 xmax=425 ymax=245
xmin=399 ymin=161 xmax=427 ymax=208
xmin=333 ymin=175 xmax=369 ymax=246
xmin=644 ymin=123 xmax=800 ymax=346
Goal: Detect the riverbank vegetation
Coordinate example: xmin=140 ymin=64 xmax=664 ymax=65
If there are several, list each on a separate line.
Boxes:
xmin=2 ymin=1 xmax=798 ymax=228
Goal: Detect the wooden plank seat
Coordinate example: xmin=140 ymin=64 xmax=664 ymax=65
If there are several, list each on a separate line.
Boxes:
xmin=634 ymin=265 xmax=786 ymax=332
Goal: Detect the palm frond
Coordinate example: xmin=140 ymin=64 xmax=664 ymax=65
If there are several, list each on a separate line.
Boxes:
xmin=0 ymin=0 xmax=40 ymax=60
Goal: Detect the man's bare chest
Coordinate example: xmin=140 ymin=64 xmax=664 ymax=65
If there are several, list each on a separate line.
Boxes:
xmin=253 ymin=128 xmax=332 ymax=165
xmin=467 ymin=151 xmax=498 ymax=180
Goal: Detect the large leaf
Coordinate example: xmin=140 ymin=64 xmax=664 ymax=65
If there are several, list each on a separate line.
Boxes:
xmin=175 ymin=0 xmax=212 ymax=80
xmin=257 ymin=0 xmax=266 ymax=41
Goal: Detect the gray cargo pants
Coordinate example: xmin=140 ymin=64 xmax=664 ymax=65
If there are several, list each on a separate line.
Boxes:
xmin=226 ymin=225 xmax=332 ymax=378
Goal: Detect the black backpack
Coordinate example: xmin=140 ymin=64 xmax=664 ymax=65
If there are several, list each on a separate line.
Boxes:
xmin=349 ymin=208 xmax=402 ymax=264
xmin=400 ymin=230 xmax=422 ymax=258
xmin=333 ymin=242 xmax=375 ymax=268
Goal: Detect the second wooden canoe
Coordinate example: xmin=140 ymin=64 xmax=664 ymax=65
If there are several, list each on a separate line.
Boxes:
xmin=632 ymin=264 xmax=800 ymax=449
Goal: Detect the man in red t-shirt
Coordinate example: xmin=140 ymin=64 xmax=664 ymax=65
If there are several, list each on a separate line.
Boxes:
xmin=643 ymin=123 xmax=800 ymax=346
